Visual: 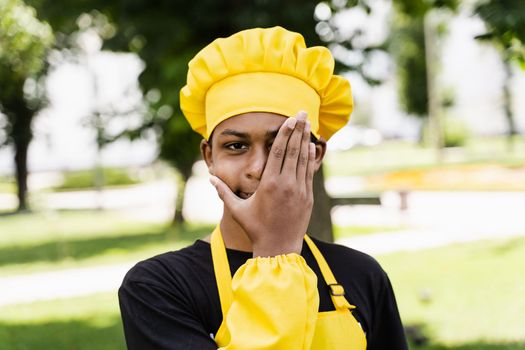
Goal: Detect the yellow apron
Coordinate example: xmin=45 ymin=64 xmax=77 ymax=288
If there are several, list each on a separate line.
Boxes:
xmin=211 ymin=227 xmax=367 ymax=349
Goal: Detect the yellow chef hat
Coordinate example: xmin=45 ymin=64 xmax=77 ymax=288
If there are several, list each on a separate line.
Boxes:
xmin=180 ymin=26 xmax=353 ymax=141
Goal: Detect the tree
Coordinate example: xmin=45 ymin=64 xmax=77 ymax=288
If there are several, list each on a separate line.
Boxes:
xmin=474 ymin=0 xmax=525 ymax=151
xmin=30 ymin=0 xmax=344 ymax=240
xmin=387 ymin=1 xmax=458 ymax=162
xmin=313 ymin=1 xmax=390 ymax=86
xmin=0 ymin=0 xmax=54 ymax=211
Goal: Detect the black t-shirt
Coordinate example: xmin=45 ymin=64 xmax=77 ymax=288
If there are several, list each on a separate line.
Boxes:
xmin=119 ymin=237 xmax=408 ymax=349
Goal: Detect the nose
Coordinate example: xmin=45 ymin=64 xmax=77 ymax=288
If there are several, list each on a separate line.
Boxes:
xmin=245 ymin=147 xmax=268 ymax=181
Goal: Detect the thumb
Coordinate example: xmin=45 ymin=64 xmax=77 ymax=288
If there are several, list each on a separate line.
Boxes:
xmin=209 ymin=175 xmax=241 ymax=211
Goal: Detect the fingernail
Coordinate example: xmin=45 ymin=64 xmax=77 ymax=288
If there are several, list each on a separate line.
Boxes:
xmin=305 ymin=120 xmax=311 ymax=133
xmin=309 ymin=142 xmax=315 ymax=154
xmin=209 ymin=176 xmax=217 ymax=186
xmin=287 ymin=117 xmax=297 ymax=129
xmin=297 ymin=111 xmax=308 ymax=120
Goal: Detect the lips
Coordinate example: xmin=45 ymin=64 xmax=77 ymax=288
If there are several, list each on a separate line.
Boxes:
xmin=237 ymin=191 xmax=254 ymax=199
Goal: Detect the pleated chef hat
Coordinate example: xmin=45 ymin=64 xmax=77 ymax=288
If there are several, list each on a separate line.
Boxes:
xmin=180 ymin=26 xmax=353 ymax=141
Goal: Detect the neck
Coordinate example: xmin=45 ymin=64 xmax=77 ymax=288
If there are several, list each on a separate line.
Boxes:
xmin=219 ymin=209 xmax=253 ymax=252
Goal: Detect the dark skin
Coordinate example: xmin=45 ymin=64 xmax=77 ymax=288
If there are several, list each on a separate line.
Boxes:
xmin=201 ymin=111 xmax=327 ymax=257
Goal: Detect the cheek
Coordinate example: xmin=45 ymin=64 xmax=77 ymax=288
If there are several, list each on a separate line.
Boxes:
xmin=212 ymin=156 xmax=243 ymax=185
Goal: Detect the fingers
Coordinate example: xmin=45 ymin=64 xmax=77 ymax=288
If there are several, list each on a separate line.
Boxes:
xmin=296 ymin=118 xmax=311 ymax=182
xmin=305 ymin=143 xmax=316 ymax=193
xmin=281 ymin=111 xmax=308 ymax=175
xmin=209 ymin=175 xmax=241 ymax=212
xmin=264 ymin=115 xmax=297 ymax=177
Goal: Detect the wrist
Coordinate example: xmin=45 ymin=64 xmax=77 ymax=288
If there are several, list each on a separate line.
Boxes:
xmin=252 ymin=240 xmax=303 ymax=258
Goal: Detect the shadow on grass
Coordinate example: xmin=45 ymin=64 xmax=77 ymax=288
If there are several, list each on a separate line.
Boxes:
xmin=412 ymin=342 xmax=525 ymax=350
xmin=0 ymin=317 xmax=126 ymax=350
xmin=490 ymin=237 xmax=525 ymax=256
xmin=0 ymin=210 xmax=30 ymax=217
xmin=0 ymin=318 xmax=523 ymax=350
xmin=406 ymin=323 xmax=525 ymax=350
xmin=0 ymin=224 xmax=213 ymax=267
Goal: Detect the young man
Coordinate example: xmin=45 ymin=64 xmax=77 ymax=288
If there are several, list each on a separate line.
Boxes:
xmin=119 ymin=27 xmax=408 ymax=349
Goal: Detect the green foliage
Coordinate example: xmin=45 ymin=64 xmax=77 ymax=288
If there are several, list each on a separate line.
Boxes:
xmin=442 ymin=117 xmax=470 ymax=148
xmin=389 ymin=14 xmax=428 ymax=117
xmin=28 ymin=0 xmax=323 ymax=180
xmin=422 ymin=117 xmax=470 ymax=148
xmin=315 ymin=1 xmax=390 ymax=86
xmin=474 ymin=0 xmax=525 ymax=65
xmin=473 ymin=0 xmax=525 ymax=141
xmin=395 ymin=0 xmax=458 ymax=18
xmin=0 ymin=0 xmax=54 ymax=146
xmin=0 ymin=0 xmax=54 ymax=210
xmin=28 ymin=0 xmax=337 ymax=227
xmin=0 ymin=0 xmax=53 ymax=81
xmin=54 ymin=168 xmax=139 ymax=191
xmin=387 ymin=0 xmax=458 ymax=118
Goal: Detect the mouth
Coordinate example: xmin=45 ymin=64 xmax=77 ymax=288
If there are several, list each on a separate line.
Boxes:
xmin=237 ymin=191 xmax=254 ymax=199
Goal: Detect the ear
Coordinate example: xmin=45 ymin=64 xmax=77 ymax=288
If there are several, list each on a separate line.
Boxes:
xmin=200 ymin=139 xmax=214 ymax=174
xmin=313 ymin=137 xmax=327 ymax=172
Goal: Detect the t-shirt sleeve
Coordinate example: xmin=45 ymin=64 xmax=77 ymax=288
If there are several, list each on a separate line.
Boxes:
xmin=219 ymin=253 xmax=319 ymax=350
xmin=118 ymin=266 xmax=217 ymax=350
xmin=367 ymin=268 xmax=408 ymax=350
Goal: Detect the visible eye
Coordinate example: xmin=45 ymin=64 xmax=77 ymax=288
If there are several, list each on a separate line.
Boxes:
xmin=225 ymin=142 xmax=248 ymax=151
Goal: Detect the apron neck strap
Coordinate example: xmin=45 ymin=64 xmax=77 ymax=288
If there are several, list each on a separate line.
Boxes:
xmin=211 ymin=226 xmax=234 ymax=318
xmin=304 ymin=235 xmax=356 ymax=311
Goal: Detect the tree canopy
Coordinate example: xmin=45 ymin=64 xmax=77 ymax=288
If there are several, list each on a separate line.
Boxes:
xmin=29 ymin=0 xmax=339 ymax=231
xmin=388 ymin=0 xmax=458 ymax=119
xmin=29 ymin=0 xmax=323 ymax=179
xmin=474 ymin=0 xmax=525 ymax=66
xmin=0 ymin=0 xmax=54 ymax=210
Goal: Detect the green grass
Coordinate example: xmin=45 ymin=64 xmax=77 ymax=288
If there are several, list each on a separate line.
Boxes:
xmin=1 ymin=237 xmax=524 ymax=349
xmin=0 ymin=209 xmax=393 ymax=276
xmin=415 ymin=343 xmax=525 ymax=350
xmin=0 ymin=293 xmax=125 ymax=350
xmin=0 ymin=210 xmax=162 ymax=247
xmin=334 ymin=224 xmax=404 ymax=239
xmin=379 ymin=237 xmax=525 ymax=347
xmin=0 ymin=180 xmax=16 ymax=194
xmin=54 ymin=168 xmax=140 ymax=191
xmin=325 ymin=136 xmax=525 ymax=177
xmin=0 ymin=210 xmax=212 ymax=276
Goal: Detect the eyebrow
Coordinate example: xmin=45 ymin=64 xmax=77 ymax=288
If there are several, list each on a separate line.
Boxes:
xmin=219 ymin=128 xmax=280 ymax=140
xmin=220 ymin=129 xmax=249 ymax=139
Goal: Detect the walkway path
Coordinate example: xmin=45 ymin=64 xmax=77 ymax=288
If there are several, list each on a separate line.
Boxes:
xmin=2 ymin=224 xmax=523 ymax=307
xmin=1 ymin=179 xmax=524 ymax=307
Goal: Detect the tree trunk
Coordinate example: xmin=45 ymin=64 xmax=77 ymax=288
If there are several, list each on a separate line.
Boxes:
xmin=173 ymin=170 xmax=190 ymax=226
xmin=424 ymin=11 xmax=444 ymax=164
xmin=502 ymin=59 xmax=517 ymax=152
xmin=10 ymin=101 xmax=33 ymax=213
xmin=14 ymin=130 xmax=29 ymax=212
xmin=307 ymin=165 xmax=334 ymax=242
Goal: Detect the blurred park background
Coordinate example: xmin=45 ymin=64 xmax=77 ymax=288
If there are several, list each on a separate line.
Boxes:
xmin=1 ymin=0 xmax=525 ymax=349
